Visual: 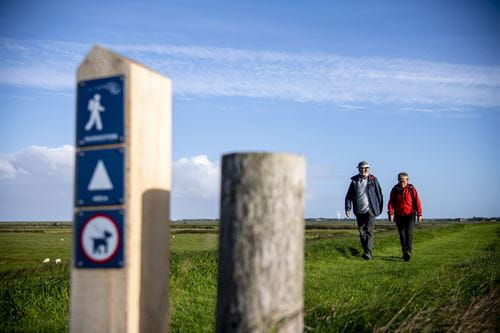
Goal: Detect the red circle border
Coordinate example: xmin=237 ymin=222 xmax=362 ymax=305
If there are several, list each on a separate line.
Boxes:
xmin=80 ymin=213 xmax=121 ymax=264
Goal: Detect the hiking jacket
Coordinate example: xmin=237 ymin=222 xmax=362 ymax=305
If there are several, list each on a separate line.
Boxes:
xmin=345 ymin=174 xmax=384 ymax=216
xmin=388 ymin=184 xmax=423 ymax=217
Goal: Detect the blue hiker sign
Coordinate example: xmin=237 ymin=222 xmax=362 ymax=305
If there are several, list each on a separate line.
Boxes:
xmin=76 ymin=76 xmax=124 ymax=147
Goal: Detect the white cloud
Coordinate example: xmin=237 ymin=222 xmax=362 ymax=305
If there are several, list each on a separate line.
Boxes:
xmin=1 ymin=38 xmax=500 ymax=109
xmin=0 ymin=145 xmax=74 ymax=220
xmin=2 ymin=145 xmax=74 ymax=177
xmin=0 ymin=157 xmax=24 ymax=178
xmin=0 ymin=145 xmax=347 ymax=219
xmin=171 ymin=155 xmax=220 ymax=219
xmin=0 ymin=147 xmax=221 ymax=220
xmin=172 ymin=155 xmax=220 ymax=199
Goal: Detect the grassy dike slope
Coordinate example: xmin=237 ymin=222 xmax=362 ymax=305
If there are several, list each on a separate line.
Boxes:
xmin=0 ymin=223 xmax=498 ymax=332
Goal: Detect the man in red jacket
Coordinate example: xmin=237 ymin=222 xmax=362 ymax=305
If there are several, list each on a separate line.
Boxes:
xmin=388 ymin=172 xmax=423 ymax=262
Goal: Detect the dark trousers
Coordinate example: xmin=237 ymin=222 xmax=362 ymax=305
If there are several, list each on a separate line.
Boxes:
xmin=355 ymin=212 xmax=375 ymax=257
xmin=395 ymin=215 xmax=416 ymax=256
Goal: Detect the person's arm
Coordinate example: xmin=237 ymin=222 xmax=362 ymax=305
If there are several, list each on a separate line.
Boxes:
xmin=375 ymin=178 xmax=383 ymax=213
xmin=388 ymin=187 xmax=395 ymax=222
xmin=413 ymin=187 xmax=423 ymax=222
xmin=369 ymin=177 xmax=384 ymax=217
xmin=345 ymin=181 xmax=354 ymax=217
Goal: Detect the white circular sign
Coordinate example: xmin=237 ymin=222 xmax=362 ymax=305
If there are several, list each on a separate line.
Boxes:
xmin=80 ymin=214 xmax=120 ymax=263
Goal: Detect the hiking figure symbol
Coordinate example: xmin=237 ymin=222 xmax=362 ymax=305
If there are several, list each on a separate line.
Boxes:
xmin=85 ymin=94 xmax=105 ymax=131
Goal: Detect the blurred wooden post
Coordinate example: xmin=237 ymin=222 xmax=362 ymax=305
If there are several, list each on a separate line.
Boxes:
xmin=70 ymin=46 xmax=171 ymax=333
xmin=216 ymin=153 xmax=305 ymax=333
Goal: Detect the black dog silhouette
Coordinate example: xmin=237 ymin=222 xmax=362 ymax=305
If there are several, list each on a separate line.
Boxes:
xmin=92 ymin=230 xmax=113 ymax=254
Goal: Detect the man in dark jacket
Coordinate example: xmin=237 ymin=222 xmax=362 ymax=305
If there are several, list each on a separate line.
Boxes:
xmin=388 ymin=172 xmax=423 ymax=262
xmin=345 ymin=161 xmax=384 ymax=260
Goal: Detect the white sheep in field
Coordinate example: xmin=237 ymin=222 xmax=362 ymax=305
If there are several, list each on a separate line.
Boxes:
xmin=43 ymin=258 xmax=50 ymax=264
xmin=55 ymin=259 xmax=62 ymax=264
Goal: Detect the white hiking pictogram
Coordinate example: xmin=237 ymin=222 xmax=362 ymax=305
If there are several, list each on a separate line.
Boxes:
xmin=85 ymin=94 xmax=105 ymax=131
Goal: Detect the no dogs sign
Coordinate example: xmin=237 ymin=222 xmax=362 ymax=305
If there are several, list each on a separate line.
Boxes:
xmin=75 ymin=210 xmax=124 ymax=268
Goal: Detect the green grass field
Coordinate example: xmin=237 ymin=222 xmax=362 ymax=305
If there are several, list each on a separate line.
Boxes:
xmin=0 ymin=222 xmax=498 ymax=332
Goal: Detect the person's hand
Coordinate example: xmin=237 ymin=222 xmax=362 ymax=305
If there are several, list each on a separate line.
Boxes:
xmin=417 ymin=216 xmax=423 ymax=223
xmin=345 ymin=210 xmax=350 ymax=218
xmin=389 ymin=214 xmax=394 ymax=223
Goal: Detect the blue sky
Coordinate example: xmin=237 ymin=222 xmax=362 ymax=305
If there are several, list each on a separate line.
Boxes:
xmin=1 ymin=0 xmax=499 ymax=220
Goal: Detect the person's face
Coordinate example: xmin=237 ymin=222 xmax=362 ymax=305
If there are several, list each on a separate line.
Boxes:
xmin=358 ymin=167 xmax=370 ymax=178
xmin=399 ymin=176 xmax=409 ymax=187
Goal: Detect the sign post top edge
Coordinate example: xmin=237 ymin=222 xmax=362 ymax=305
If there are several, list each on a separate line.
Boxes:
xmin=78 ymin=45 xmax=171 ymax=81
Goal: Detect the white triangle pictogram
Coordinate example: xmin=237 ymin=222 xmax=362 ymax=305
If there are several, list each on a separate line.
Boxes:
xmin=88 ymin=160 xmax=113 ymax=191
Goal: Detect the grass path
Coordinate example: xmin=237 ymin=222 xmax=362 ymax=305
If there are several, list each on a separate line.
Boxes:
xmin=304 ymin=223 xmax=499 ymax=332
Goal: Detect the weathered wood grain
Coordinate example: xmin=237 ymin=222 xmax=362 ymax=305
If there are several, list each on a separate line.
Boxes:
xmin=216 ymin=153 xmax=305 ymax=333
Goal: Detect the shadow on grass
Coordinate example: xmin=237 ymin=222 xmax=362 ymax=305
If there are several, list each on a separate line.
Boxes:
xmin=336 ymin=246 xmax=361 ymax=258
xmin=377 ymin=256 xmax=402 ymax=262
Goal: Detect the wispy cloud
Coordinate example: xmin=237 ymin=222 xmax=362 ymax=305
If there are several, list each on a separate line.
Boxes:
xmin=0 ymin=39 xmax=85 ymax=90
xmin=1 ymin=38 xmax=500 ymax=109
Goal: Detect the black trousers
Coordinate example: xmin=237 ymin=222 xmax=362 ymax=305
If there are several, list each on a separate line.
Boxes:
xmin=355 ymin=212 xmax=375 ymax=257
xmin=395 ymin=215 xmax=416 ymax=256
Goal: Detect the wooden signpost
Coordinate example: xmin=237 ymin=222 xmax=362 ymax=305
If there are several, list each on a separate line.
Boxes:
xmin=216 ymin=153 xmax=306 ymax=333
xmin=71 ymin=46 xmax=172 ymax=333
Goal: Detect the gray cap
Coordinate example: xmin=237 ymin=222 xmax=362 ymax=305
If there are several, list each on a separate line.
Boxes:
xmin=357 ymin=161 xmax=370 ymax=168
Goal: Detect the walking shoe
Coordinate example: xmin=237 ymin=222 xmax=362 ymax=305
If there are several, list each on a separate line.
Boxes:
xmin=403 ymin=253 xmax=411 ymax=262
xmin=362 ymin=253 xmax=371 ymax=260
